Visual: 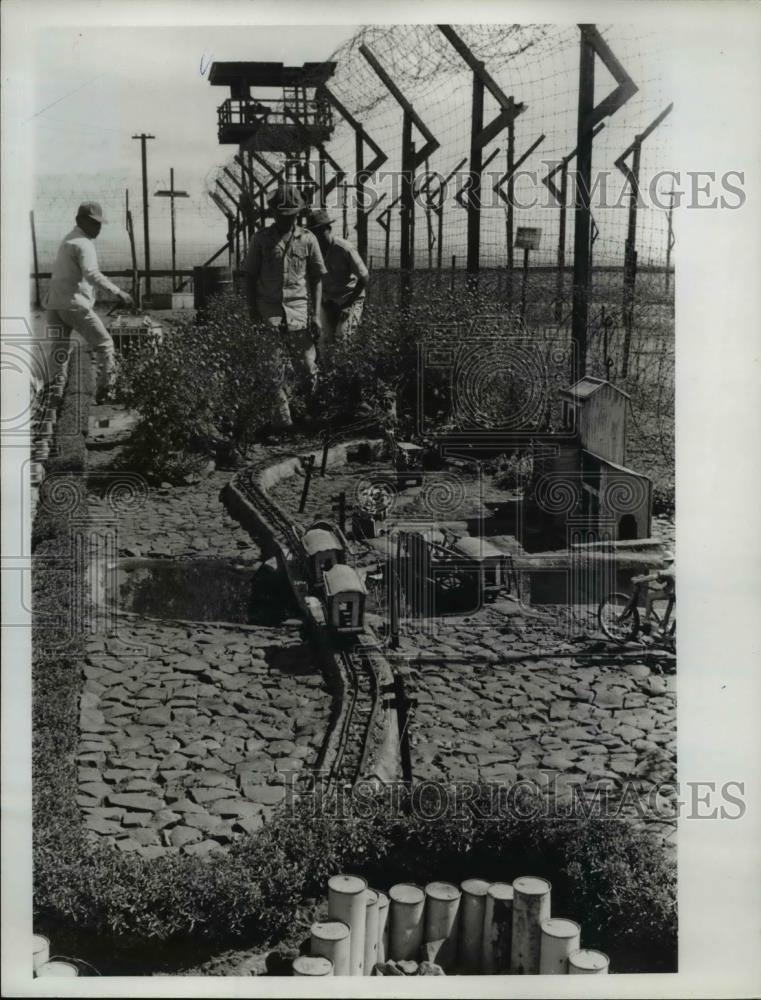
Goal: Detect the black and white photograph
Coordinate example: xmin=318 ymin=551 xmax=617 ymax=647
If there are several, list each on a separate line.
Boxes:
xmin=1 ymin=1 xmax=760 ymax=996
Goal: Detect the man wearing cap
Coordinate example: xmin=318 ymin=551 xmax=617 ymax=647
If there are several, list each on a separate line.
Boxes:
xmin=45 ymin=202 xmax=133 ymax=401
xmin=244 ymin=184 xmax=326 ymax=435
xmin=306 ymin=208 xmax=368 ymax=354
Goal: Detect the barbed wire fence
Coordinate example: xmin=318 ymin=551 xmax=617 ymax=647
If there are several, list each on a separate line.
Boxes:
xmin=30 ymin=24 xmax=674 ymax=487
xmin=202 ymin=23 xmax=674 ymax=484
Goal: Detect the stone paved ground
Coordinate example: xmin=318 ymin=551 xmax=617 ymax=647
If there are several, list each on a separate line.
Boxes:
xmin=78 ymin=470 xmax=331 ymax=857
xmin=393 ymin=600 xmax=676 ymax=843
xmin=79 ymin=619 xmax=330 ymax=859
xmin=87 ymin=469 xmax=258 ymax=561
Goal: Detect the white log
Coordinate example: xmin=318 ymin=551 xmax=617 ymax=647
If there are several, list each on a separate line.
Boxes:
xmin=376 ymin=891 xmax=390 ymax=964
xmin=388 ymin=883 xmax=425 ymax=961
xmin=328 ymin=874 xmax=368 ymax=976
xmin=364 ymin=888 xmax=380 ymax=975
xmin=510 ymin=876 xmax=551 ymax=974
xmin=481 ymin=882 xmax=514 ymax=973
xmin=540 ymin=918 xmax=581 ymax=974
xmin=568 ymin=948 xmax=610 ymax=974
xmin=36 ymin=961 xmax=78 ymax=977
xmin=459 ymin=878 xmax=490 ymax=971
xmin=310 ymin=920 xmax=351 ymax=976
xmin=424 ymin=881 xmax=461 ymax=970
xmin=32 ymin=935 xmax=50 ymax=974
xmin=293 ymin=955 xmax=333 ymax=976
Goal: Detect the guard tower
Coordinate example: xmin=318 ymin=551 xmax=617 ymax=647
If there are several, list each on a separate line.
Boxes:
xmin=209 ymin=61 xmax=336 ymax=151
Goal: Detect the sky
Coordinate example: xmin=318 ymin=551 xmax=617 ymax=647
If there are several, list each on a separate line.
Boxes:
xmin=24 ymin=15 xmax=677 ymax=278
xmin=29 ymin=25 xmax=361 ymax=267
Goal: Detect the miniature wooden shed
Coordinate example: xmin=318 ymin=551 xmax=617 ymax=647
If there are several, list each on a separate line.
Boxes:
xmin=452 ymin=535 xmax=507 ymax=598
xmin=559 ymin=376 xmax=629 ymax=465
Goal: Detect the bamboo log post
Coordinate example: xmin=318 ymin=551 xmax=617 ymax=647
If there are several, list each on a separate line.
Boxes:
xmin=458 ymin=878 xmax=490 ymax=971
xmin=328 ymin=874 xmax=368 ymax=976
xmin=539 ymin=918 xmax=581 ymax=974
xmin=510 ymin=876 xmax=551 ymax=974
xmin=36 ymin=961 xmax=78 ymax=977
xmin=424 ymin=881 xmax=461 ymax=971
xmin=293 ymin=955 xmax=334 ymax=976
xmin=32 ymin=935 xmax=49 ymax=974
xmin=310 ymin=920 xmax=351 ymax=976
xmin=376 ymin=891 xmax=390 ymax=964
xmin=388 ymin=883 xmax=425 ymax=961
xmin=364 ymin=888 xmax=380 ymax=975
xmin=481 ymin=882 xmax=514 ymax=973
xmin=568 ymin=948 xmax=609 ymax=974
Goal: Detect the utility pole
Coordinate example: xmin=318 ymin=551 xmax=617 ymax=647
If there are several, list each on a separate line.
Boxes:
xmin=154 ymin=168 xmax=189 ymax=292
xmin=132 ymin=133 xmax=155 ymax=298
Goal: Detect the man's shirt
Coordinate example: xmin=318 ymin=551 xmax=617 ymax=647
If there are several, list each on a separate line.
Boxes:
xmin=321 ymin=236 xmax=369 ymax=307
xmin=45 ymin=226 xmax=122 ymax=311
xmin=244 ymin=223 xmax=326 ymax=330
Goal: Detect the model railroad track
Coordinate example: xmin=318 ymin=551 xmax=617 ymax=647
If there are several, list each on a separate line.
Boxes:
xmin=236 ymin=463 xmax=304 ymax=557
xmin=233 ymin=460 xmax=384 ymax=790
xmin=327 ymin=647 xmax=380 ymax=787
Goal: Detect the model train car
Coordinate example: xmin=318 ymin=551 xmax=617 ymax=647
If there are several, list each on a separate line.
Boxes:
xmin=322 ymin=564 xmax=367 ymax=635
xmin=302 ymin=524 xmax=346 ymax=587
xmin=300 ymin=520 xmax=366 ymax=634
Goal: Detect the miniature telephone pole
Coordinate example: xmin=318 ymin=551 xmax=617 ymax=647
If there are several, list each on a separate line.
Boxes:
xmin=298 ymin=454 xmax=316 ymax=513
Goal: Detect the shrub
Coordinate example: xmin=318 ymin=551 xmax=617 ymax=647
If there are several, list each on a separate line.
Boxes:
xmin=117 ymin=293 xmax=282 ymax=480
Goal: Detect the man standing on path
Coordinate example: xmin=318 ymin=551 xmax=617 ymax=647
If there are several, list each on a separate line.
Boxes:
xmin=45 ymin=202 xmax=133 ymax=402
xmin=306 ymin=208 xmax=368 ymax=357
xmin=244 ymin=185 xmax=326 ymax=438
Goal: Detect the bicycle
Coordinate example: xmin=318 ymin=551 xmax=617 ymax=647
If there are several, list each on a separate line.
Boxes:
xmin=597 ymin=569 xmax=676 ymax=645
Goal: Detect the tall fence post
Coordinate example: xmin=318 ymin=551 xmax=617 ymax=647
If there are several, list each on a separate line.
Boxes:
xmin=571 ymin=25 xmax=637 ymax=377
xmin=30 ymin=210 xmax=41 ymax=308
xmin=615 ymin=102 xmax=673 ymax=376
xmin=320 ymin=85 xmax=388 ymax=265
xmin=541 ymin=123 xmax=604 ymax=326
xmin=360 ymin=44 xmax=439 ymax=309
xmin=571 ymin=32 xmax=595 ymax=377
xmin=665 ymin=187 xmax=675 ymax=294
xmin=466 ymin=72 xmax=484 ymax=291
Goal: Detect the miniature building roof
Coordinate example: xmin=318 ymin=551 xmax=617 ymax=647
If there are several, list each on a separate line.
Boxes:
xmin=209 ymin=62 xmax=336 ymax=88
xmin=396 ymin=442 xmax=424 ymax=452
xmin=561 ymin=376 xmax=630 ymax=401
xmin=582 ymin=449 xmax=651 ymax=481
xmin=303 ymin=528 xmax=341 ymax=556
xmin=453 ymin=536 xmax=505 ymax=561
xmin=323 ymin=564 xmax=366 ymax=596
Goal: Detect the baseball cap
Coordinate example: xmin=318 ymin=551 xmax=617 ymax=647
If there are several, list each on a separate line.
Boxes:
xmin=267 ymin=184 xmax=305 ymax=216
xmin=76 ymin=201 xmax=107 ymax=223
xmin=306 ymin=208 xmax=336 ymax=231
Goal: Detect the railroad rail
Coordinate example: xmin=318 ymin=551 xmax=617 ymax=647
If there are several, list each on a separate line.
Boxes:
xmin=227 ymin=450 xmax=390 ymax=791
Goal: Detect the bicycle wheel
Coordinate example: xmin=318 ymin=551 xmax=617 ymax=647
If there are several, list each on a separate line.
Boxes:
xmin=598 ymin=593 xmax=640 ymax=643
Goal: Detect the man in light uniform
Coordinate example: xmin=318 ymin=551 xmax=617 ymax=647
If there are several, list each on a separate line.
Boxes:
xmin=45 ymin=202 xmax=133 ymax=400
xmin=306 ymin=208 xmax=368 ymax=355
xmin=244 ymin=185 xmax=326 ymax=437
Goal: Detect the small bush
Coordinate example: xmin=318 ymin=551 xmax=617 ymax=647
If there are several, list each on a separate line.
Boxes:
xmin=116 ymin=293 xmax=282 ymax=480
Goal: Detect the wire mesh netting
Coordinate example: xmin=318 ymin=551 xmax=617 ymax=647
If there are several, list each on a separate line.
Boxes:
xmin=30 ymin=24 xmax=674 ymax=482
xmin=200 ymin=24 xmax=674 ymax=478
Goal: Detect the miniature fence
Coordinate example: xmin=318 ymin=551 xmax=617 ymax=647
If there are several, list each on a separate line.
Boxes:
xmin=297 ymin=871 xmax=609 ymax=976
